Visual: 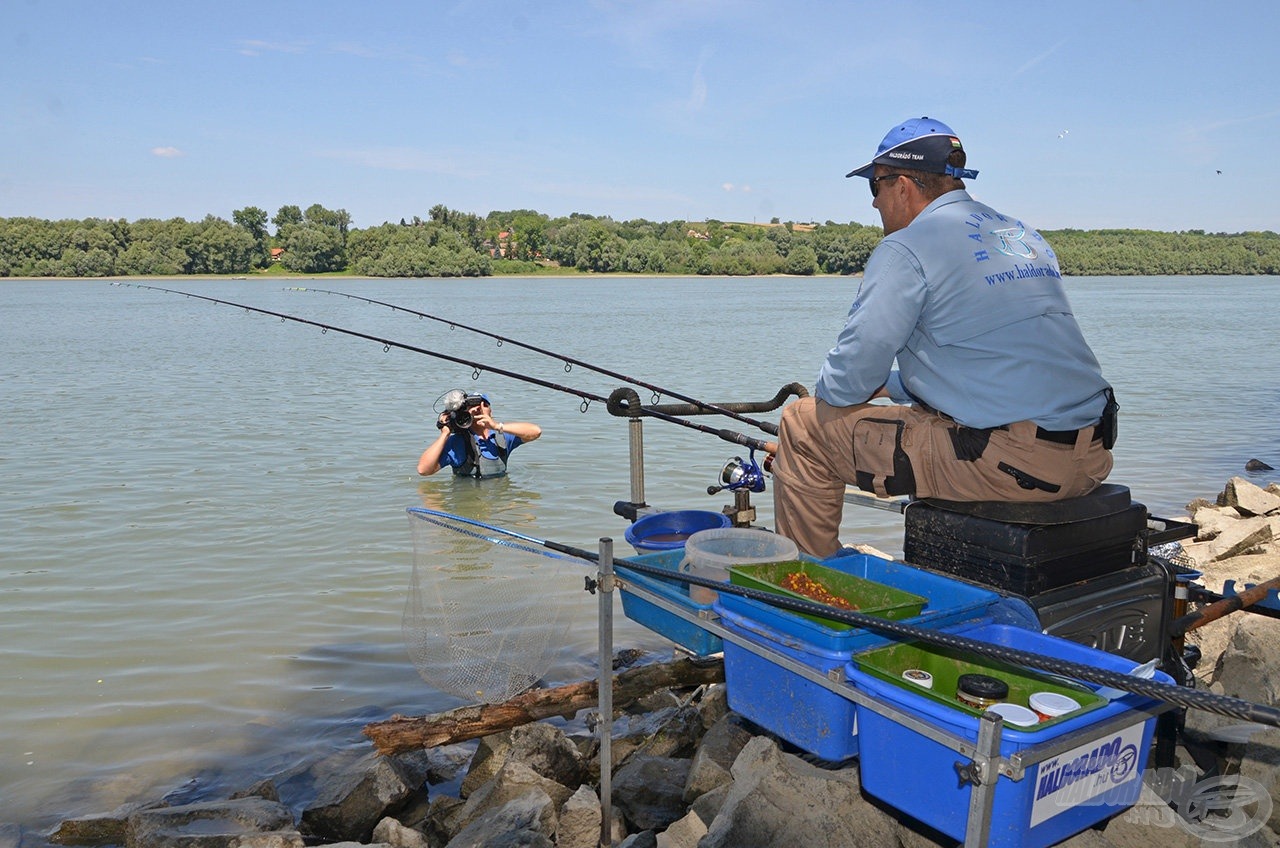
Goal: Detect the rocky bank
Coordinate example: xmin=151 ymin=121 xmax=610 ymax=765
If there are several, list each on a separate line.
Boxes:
xmin=18 ymin=477 xmax=1280 ymax=848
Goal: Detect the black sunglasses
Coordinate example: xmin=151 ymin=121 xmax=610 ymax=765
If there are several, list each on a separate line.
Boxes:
xmin=869 ymin=173 xmax=924 ymax=198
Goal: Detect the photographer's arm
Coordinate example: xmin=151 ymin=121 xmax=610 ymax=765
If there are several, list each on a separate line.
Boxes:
xmin=472 ymin=410 xmax=542 ymax=444
xmin=497 ymin=421 xmax=541 ymax=443
xmin=417 ymin=417 xmax=454 ymax=476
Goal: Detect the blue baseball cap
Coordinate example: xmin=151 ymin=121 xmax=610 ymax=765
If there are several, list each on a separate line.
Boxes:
xmin=845 ymin=117 xmax=978 ymax=180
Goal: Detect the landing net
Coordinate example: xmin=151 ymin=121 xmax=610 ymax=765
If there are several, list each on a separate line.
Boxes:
xmin=404 ymin=508 xmax=579 ymax=703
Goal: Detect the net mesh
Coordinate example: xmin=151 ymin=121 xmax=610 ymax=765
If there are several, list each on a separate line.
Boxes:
xmin=1149 ymin=540 xmax=1198 ymax=571
xmin=404 ymin=508 xmax=579 ymax=703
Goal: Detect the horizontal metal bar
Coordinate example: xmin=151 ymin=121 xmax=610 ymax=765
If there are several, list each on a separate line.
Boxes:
xmin=842 ymin=487 xmax=911 ymax=513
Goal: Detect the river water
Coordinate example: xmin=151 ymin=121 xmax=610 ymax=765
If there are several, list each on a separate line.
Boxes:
xmin=2 ymin=275 xmax=1278 ymax=829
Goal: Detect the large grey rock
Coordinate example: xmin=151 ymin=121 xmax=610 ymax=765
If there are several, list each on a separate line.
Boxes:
xmin=654 ymin=810 xmax=706 ymax=848
xmin=609 ymin=706 xmax=703 ymax=769
xmin=1205 ymin=516 xmax=1272 ymax=562
xmin=633 ymin=706 xmax=703 ymax=761
xmin=441 ymin=791 xmax=555 ymax=848
xmin=1219 ymin=476 xmax=1280 ymax=516
xmin=416 ymin=795 xmax=466 ymax=847
xmin=632 ymin=689 xmax=681 ymax=713
xmin=371 ymin=816 xmax=432 ymax=848
xmin=610 ymin=756 xmax=691 ymax=832
xmin=682 ymin=713 xmax=753 ymax=803
xmin=461 ymin=724 xmax=582 ymax=799
xmin=125 ymin=798 xmax=297 ymax=848
xmin=1191 ymin=504 xmax=1240 ymax=540
xmin=553 ymin=785 xmax=601 ymax=848
xmin=51 ymin=802 xmax=163 ymax=846
xmin=699 ymin=737 xmax=895 ymax=848
xmin=229 ymin=781 xmax=280 ymax=803
xmin=1209 ymin=615 xmax=1280 ymax=704
xmin=695 ymin=683 xmax=729 ymax=730
xmin=421 ymin=744 xmax=475 ymax=788
xmin=299 ymin=750 xmax=428 ymax=843
xmin=688 ymin=781 xmax=732 ymax=829
xmin=451 ymin=760 xmax=571 ymax=836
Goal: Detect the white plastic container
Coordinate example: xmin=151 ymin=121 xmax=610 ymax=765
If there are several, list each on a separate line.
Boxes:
xmin=901 ymin=668 xmax=934 ymax=689
xmin=680 ymin=527 xmax=799 ymax=604
xmin=987 ymin=702 xmax=1040 ymax=727
xmin=1029 ymin=691 xmax=1082 ymax=721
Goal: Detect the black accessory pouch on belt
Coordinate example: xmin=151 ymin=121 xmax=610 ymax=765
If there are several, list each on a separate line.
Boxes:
xmin=1099 ymin=387 xmax=1119 ymax=450
xmin=852 ymin=417 xmax=917 ymax=497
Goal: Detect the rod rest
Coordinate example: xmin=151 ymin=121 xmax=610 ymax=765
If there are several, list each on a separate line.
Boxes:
xmin=605 ymin=383 xmax=809 ymax=419
xmin=909 ymin=483 xmax=1134 ymax=526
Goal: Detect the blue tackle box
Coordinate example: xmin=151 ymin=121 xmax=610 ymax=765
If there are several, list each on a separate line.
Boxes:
xmin=615 ymin=549 xmax=722 ymax=657
xmin=846 ymin=622 xmax=1171 ymax=848
xmin=713 ymin=553 xmax=1008 ymax=761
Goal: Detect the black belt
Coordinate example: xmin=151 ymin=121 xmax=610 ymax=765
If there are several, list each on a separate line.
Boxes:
xmin=1035 ymin=424 xmax=1100 ymax=445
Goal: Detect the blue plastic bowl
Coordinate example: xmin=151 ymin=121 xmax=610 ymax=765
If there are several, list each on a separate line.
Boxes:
xmin=624 ymin=510 xmax=732 ymax=553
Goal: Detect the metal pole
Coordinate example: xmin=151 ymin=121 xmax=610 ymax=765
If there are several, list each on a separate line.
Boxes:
xmin=597 ymin=538 xmax=616 ymax=848
xmin=962 ymin=711 xmax=1002 ymax=847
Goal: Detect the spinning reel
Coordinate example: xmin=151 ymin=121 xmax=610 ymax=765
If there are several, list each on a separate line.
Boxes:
xmin=707 ymin=451 xmax=767 ymax=495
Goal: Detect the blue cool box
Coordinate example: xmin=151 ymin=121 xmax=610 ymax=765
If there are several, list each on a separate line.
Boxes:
xmin=616 ymin=550 xmax=722 ymax=656
xmin=713 ymin=553 xmax=1003 ymax=761
xmin=847 ymin=623 xmax=1170 ymax=848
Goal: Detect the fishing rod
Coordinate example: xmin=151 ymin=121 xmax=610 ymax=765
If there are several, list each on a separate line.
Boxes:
xmin=117 ymin=283 xmax=773 ymax=453
xmin=286 ymin=286 xmax=783 ymax=437
xmin=407 ymin=508 xmax=1280 ymax=728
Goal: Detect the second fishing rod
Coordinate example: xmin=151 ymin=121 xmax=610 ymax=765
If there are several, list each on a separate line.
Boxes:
xmin=119 ymin=283 xmax=778 ymax=454
xmin=286 ymin=286 xmax=788 ymax=437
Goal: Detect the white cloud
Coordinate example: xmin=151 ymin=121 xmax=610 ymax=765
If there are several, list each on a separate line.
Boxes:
xmin=151 ymin=147 xmax=184 ymax=158
xmin=237 ymin=40 xmax=308 ymax=57
xmin=687 ymin=59 xmax=708 ymax=112
xmin=1013 ymin=37 xmax=1068 ymax=78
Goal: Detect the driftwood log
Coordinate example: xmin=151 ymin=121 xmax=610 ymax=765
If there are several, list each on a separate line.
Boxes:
xmin=363 ymin=656 xmax=725 ymax=755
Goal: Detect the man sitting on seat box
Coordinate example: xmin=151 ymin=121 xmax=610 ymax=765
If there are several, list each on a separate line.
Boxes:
xmin=769 ymin=117 xmax=1116 ymax=557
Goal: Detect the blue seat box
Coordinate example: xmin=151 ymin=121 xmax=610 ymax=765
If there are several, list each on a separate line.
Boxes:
xmin=713 ymin=554 xmax=1005 ymax=761
xmin=616 ymin=550 xmax=721 ymax=656
xmin=847 ymin=623 xmax=1171 ymax=848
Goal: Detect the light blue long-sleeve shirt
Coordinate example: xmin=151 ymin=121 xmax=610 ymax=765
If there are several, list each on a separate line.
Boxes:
xmin=815 ymin=190 xmax=1109 ymax=431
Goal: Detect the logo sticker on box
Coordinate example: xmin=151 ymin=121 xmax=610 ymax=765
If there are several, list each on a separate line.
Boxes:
xmin=1029 ymin=723 xmax=1146 ymax=827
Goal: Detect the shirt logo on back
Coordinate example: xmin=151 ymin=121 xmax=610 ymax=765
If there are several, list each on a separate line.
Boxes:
xmin=991 ymin=225 xmax=1038 ymax=259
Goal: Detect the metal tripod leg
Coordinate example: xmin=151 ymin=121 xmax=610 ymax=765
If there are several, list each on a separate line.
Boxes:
xmin=963 ymin=711 xmax=1003 ymax=847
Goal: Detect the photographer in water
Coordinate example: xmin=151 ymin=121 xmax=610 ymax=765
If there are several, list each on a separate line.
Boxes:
xmin=417 ymin=389 xmax=542 ymax=479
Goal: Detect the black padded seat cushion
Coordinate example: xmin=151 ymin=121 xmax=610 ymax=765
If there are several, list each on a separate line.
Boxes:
xmin=914 ymin=483 xmax=1131 ymax=526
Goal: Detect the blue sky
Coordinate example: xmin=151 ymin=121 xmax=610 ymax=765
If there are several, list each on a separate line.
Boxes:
xmin=3 ymin=1 xmax=1278 ymax=232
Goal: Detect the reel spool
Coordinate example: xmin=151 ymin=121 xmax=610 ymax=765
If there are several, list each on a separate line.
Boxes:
xmin=708 ymin=451 xmax=766 ymax=495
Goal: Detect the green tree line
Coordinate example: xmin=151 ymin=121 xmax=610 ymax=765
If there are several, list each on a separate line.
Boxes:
xmin=3 ymin=204 xmax=1279 ymax=278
